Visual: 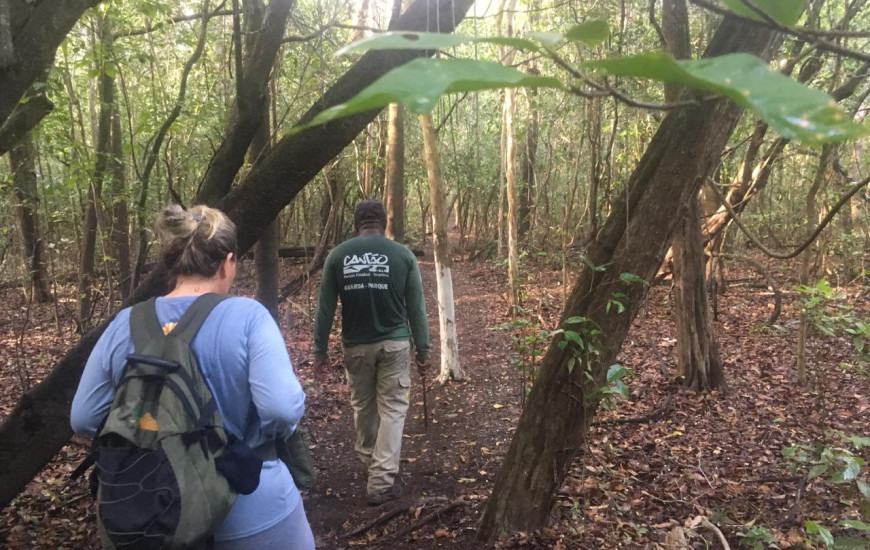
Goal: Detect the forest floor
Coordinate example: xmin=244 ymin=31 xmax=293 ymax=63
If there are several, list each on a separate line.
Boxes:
xmin=1 ymin=241 xmax=870 ymax=549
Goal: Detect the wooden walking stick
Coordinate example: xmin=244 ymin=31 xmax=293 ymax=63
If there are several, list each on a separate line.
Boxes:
xmin=420 ymin=367 xmax=429 ymax=430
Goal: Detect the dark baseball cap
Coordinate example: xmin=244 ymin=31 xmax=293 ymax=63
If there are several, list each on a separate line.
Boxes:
xmin=354 ymin=199 xmax=387 ymax=226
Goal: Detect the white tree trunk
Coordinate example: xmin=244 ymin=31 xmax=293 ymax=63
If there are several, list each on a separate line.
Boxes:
xmin=419 ymin=113 xmax=465 ymax=382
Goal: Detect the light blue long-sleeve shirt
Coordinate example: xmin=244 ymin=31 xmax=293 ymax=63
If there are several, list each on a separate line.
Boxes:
xmin=71 ymin=295 xmax=306 ymax=541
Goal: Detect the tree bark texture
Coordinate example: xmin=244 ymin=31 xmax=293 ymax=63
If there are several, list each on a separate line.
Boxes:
xmin=109 ymin=85 xmax=131 ymax=301
xmin=196 ymin=0 xmax=293 ymax=206
xmin=0 ymin=91 xmax=52 ymax=156
xmin=384 ymin=102 xmax=406 ymax=242
xmin=673 ymin=199 xmax=725 ymax=390
xmin=477 ymin=16 xmax=779 ymax=540
xmin=663 ymin=0 xmax=724 ymax=391
xmin=504 ymin=85 xmax=521 ymax=314
xmin=797 ymin=145 xmax=834 ymax=385
xmin=76 ymin=61 xmax=114 ymax=330
xmin=420 ymin=113 xmax=464 ymax=383
xmin=0 ymin=0 xmax=476 ymax=508
xmin=1 ymin=0 xmax=103 ymax=126
xmin=10 ymin=132 xmax=52 ymax=302
xmin=518 ymin=84 xmax=537 ymax=239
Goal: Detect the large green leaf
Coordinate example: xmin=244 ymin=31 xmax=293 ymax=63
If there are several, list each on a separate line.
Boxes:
xmin=290 ymin=58 xmax=564 ymax=134
xmin=721 ymin=0 xmax=804 ymax=26
xmin=334 ymin=31 xmax=541 ymax=57
xmin=333 ymin=22 xmax=609 ymax=57
xmin=587 ymin=52 xmax=866 ymax=144
xmin=565 ymin=21 xmax=610 ymax=46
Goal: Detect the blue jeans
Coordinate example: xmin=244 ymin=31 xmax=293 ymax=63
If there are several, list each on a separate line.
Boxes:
xmin=213 ymin=501 xmax=314 ymax=550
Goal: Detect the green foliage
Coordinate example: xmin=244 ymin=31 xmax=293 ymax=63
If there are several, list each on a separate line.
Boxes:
xmin=806 ymin=520 xmax=836 ymax=547
xmin=720 ymin=0 xmax=804 ymax=26
xmin=797 ymin=279 xmax=870 ymax=367
xmin=587 ymin=53 xmax=865 ymax=144
xmin=737 ymin=524 xmax=779 ymax=549
xmin=293 ymin=58 xmax=564 ymax=133
xmin=564 ymin=21 xmax=611 ymax=46
xmin=783 ymin=431 xmax=870 ymax=530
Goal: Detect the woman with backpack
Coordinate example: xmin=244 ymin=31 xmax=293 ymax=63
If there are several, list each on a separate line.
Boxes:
xmin=71 ymin=204 xmax=315 ymax=550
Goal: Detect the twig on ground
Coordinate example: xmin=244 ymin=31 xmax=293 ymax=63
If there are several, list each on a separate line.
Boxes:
xmin=343 ymin=504 xmax=410 ymax=538
xmin=689 ymin=516 xmax=731 ymax=550
xmin=786 ymin=477 xmax=808 ymax=525
xmin=591 ymin=394 xmax=674 ymax=426
xmin=379 ymin=500 xmax=467 ymax=542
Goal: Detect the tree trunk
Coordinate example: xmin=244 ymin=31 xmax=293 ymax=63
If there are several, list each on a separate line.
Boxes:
xmin=384 ymin=102 xmax=406 ymax=242
xmin=109 ymin=84 xmax=131 ymax=302
xmin=504 ymin=85 xmax=521 ymax=314
xmin=77 ymin=56 xmax=114 ymax=331
xmin=519 ymin=83 xmax=537 ymax=239
xmin=0 ymin=0 xmax=476 ymax=508
xmin=10 ymin=133 xmax=51 ymax=302
xmin=196 ymin=0 xmax=292 ymax=206
xmin=663 ymin=0 xmax=724 ymax=391
xmin=420 ymin=113 xmax=464 ymax=383
xmin=797 ymin=145 xmax=834 ymax=385
xmin=673 ymin=199 xmax=725 ymax=389
xmin=499 ymin=0 xmax=520 ymax=313
xmin=477 ymin=16 xmax=779 ymax=540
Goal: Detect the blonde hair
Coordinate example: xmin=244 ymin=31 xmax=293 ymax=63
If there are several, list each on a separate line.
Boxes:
xmin=157 ymin=204 xmax=237 ymax=279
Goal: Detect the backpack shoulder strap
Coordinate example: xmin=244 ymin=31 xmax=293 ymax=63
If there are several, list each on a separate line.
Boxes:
xmin=171 ymin=293 xmax=228 ymax=344
xmin=130 ymin=297 xmax=163 ymax=352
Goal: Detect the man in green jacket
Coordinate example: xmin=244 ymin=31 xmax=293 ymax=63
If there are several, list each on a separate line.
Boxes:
xmin=313 ymin=199 xmax=430 ymax=505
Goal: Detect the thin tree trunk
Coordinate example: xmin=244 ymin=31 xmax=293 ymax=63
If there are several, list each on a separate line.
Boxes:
xmin=420 ymin=113 xmax=464 ymax=382
xmin=477 ymin=16 xmax=779 ymax=540
xmin=77 ymin=47 xmax=114 ymax=331
xmin=195 ymin=0 xmax=293 ymax=206
xmin=384 ymin=103 xmax=405 ymax=242
xmin=10 ymin=133 xmax=52 ymax=302
xmin=797 ymin=145 xmax=834 ymax=385
xmin=134 ymin=0 xmax=214 ymax=287
xmin=109 ymin=79 xmax=131 ymax=302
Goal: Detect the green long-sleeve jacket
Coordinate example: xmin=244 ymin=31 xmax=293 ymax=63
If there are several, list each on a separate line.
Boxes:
xmin=313 ymin=235 xmax=430 ymax=360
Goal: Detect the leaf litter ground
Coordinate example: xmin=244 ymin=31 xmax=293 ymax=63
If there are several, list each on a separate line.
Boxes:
xmin=0 ymin=251 xmax=868 ymax=549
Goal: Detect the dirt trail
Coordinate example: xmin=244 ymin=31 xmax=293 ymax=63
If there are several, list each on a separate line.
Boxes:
xmin=295 ymin=246 xmax=518 ymax=549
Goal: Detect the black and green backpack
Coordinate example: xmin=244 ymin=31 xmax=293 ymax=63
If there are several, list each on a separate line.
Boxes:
xmin=90 ymin=293 xmax=262 ymax=550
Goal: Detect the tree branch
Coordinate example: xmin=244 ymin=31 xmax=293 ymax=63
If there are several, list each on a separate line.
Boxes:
xmin=708 ymin=173 xmax=870 ymax=261
xmin=0 ymin=93 xmax=53 ymax=156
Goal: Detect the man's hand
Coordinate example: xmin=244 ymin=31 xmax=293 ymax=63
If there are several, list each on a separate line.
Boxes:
xmin=415 ymin=355 xmax=429 ymax=377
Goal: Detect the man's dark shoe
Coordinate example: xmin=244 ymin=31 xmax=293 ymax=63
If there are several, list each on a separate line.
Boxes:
xmin=366 ymin=484 xmax=402 ymax=506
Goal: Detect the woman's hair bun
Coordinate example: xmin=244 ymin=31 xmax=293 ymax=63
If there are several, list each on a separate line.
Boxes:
xmin=156 ymin=204 xmax=237 ymax=279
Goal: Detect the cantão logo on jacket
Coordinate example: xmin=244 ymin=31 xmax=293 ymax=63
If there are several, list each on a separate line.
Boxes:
xmin=343 ymin=253 xmax=390 ymax=275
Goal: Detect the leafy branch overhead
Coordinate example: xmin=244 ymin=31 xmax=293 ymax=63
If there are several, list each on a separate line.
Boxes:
xmin=292 ymin=16 xmax=865 ymax=145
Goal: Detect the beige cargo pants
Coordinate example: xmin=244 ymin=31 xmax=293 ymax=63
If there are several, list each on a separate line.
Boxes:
xmin=343 ymin=339 xmax=411 ymax=496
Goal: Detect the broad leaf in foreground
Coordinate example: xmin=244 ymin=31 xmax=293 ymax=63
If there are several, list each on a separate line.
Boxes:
xmin=720 ymin=0 xmax=804 ymax=26
xmin=588 ymin=52 xmax=866 ymax=144
xmin=334 ymin=31 xmax=540 ymax=57
xmin=290 ymin=58 xmax=563 ymax=134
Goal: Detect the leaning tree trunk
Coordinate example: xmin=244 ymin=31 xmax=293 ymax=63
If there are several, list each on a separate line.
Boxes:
xmin=420 ymin=113 xmax=464 ymax=382
xmin=1 ymin=0 xmax=103 ymax=127
xmin=477 ymin=16 xmax=779 ymax=540
xmin=0 ymin=0 xmax=476 ymax=508
xmin=10 ymin=132 xmax=52 ymax=302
